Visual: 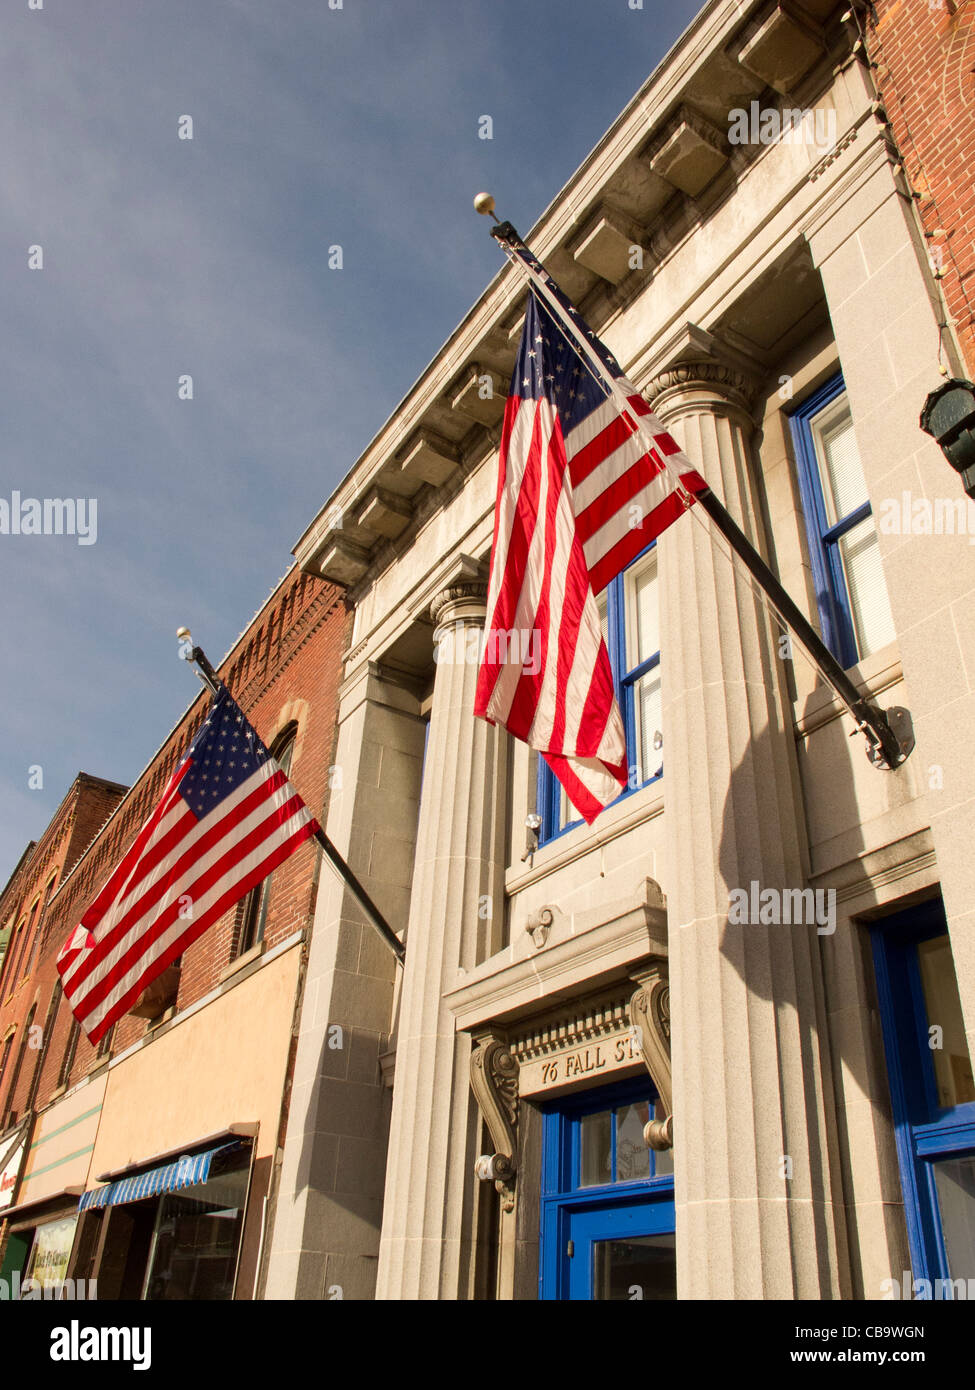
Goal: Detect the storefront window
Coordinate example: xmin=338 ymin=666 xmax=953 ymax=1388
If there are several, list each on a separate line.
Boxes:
xmin=141 ymin=1151 xmax=250 ymax=1300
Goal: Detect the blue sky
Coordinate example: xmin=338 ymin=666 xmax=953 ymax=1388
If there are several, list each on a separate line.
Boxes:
xmin=0 ymin=0 xmax=701 ymax=883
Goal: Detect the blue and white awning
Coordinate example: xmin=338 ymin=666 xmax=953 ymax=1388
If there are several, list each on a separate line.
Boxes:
xmin=78 ymin=1141 xmax=243 ymax=1212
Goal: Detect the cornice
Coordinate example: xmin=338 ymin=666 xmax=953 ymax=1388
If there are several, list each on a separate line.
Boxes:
xmin=294 ymin=0 xmax=853 ymax=594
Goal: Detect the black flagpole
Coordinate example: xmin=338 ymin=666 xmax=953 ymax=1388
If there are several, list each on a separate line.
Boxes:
xmin=473 ymin=194 xmax=914 ymax=772
xmin=176 ymin=629 xmax=405 ymax=966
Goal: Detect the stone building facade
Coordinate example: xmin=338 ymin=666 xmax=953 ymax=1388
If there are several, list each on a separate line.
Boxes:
xmin=266 ymin=0 xmax=975 ymax=1299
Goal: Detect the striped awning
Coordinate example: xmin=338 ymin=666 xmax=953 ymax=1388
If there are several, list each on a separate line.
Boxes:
xmin=78 ymin=1141 xmax=243 ymax=1212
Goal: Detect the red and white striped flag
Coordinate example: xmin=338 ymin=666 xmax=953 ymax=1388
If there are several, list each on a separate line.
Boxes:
xmin=474 ymin=283 xmax=705 ymax=823
xmin=57 ymin=685 xmax=318 ymax=1042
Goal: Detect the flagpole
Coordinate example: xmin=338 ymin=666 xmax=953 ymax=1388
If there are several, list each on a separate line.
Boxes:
xmin=177 ymin=631 xmax=405 ymax=966
xmin=474 ymin=195 xmax=914 ymax=772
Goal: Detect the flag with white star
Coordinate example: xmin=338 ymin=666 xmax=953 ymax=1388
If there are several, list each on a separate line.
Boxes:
xmin=474 ymin=276 xmax=706 ymax=824
xmin=57 ymin=684 xmax=319 ymax=1042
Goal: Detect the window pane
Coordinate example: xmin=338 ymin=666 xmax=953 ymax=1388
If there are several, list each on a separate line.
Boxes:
xmin=579 ymin=1110 xmax=613 ymax=1188
xmin=144 ymin=1157 xmax=249 ymax=1300
xmin=835 ymin=516 xmax=896 ymax=659
xmin=597 ymin=589 xmax=609 ymax=651
xmin=275 ymin=735 xmax=295 ymax=777
xmin=615 ymin=1103 xmax=651 ymax=1182
xmin=634 ymin=669 xmax=663 ymax=782
xmin=815 ymin=403 xmax=867 ymax=524
xmin=932 ymin=1156 xmax=975 ymax=1283
xmin=592 ymin=1234 xmax=676 ymax=1300
xmin=628 ymin=553 xmax=659 ymax=666
xmin=917 ymin=935 xmax=975 ymax=1108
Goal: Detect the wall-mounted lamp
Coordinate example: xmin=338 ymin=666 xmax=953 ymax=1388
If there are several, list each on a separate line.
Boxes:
xmin=920 ymin=379 xmax=975 ymax=499
xmin=522 ymin=812 xmax=542 ymax=863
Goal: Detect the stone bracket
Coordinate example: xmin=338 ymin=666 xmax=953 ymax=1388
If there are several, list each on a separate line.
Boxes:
xmin=628 ymin=963 xmax=673 ymax=1150
xmin=469 ymin=1030 xmax=519 ymax=1212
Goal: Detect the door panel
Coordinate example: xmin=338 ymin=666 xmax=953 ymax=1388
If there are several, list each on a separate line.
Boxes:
xmin=566 ymin=1196 xmax=675 ymax=1300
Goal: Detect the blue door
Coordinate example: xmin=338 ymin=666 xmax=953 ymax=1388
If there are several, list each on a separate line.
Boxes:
xmin=872 ymin=900 xmax=975 ymax=1294
xmin=540 ymin=1079 xmax=676 ymax=1300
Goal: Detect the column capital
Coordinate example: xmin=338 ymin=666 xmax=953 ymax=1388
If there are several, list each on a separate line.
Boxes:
xmin=430 ymin=580 xmax=488 ymax=630
xmin=642 ymin=323 xmax=764 ymax=428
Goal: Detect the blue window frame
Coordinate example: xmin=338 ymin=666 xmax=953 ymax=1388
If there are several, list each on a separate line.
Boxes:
xmin=789 ymin=374 xmax=895 ymax=669
xmin=539 ymin=1078 xmax=675 ymax=1300
xmin=537 ymin=545 xmax=662 ymax=843
xmin=871 ymin=899 xmax=975 ymax=1294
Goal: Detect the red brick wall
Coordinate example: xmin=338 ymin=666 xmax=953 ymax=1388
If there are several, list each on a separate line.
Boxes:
xmin=866 ymin=0 xmax=975 ymax=370
xmin=0 ymin=567 xmax=348 ymax=1124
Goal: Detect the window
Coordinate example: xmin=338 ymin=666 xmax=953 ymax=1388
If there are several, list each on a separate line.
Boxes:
xmin=2 ymin=1006 xmax=35 ymax=1128
xmin=872 ymin=899 xmax=975 ymax=1294
xmin=25 ymin=981 xmax=62 ymax=1113
xmin=96 ymin=1020 xmax=116 ymax=1061
xmin=540 ymin=1080 xmax=675 ymax=1300
xmin=2 ymin=918 xmax=27 ymax=998
xmin=790 ymin=375 xmax=896 ymax=668
xmin=537 ymin=547 xmax=662 ymax=843
xmin=58 ymin=1017 xmax=81 ymax=1091
xmin=0 ymin=1034 xmax=14 ymax=1106
xmin=141 ymin=1145 xmax=251 ymax=1300
xmin=234 ymin=725 xmax=297 ymax=959
xmin=23 ymin=876 xmax=57 ymax=981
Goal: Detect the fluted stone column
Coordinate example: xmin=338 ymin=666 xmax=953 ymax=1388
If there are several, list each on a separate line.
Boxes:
xmin=375 ymin=578 xmax=508 ymax=1300
xmin=650 ymin=343 xmax=848 ymax=1299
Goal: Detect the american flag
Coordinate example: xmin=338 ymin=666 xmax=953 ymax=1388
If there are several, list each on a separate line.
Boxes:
xmin=474 ymin=268 xmax=706 ymax=824
xmin=57 ymin=685 xmax=319 ymax=1042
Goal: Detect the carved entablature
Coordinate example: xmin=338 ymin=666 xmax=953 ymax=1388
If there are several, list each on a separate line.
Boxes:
xmin=510 ymin=990 xmax=641 ymax=1097
xmin=468 ymin=961 xmax=676 ymax=1208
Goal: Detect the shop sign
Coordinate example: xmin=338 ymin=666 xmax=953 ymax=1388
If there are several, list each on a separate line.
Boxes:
xmin=26 ymin=1214 xmax=79 ymax=1289
xmin=0 ymin=1128 xmax=28 ymax=1211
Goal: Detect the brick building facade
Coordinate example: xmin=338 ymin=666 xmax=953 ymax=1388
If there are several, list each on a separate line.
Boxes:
xmin=863 ymin=0 xmax=975 ymax=371
xmin=0 ymin=564 xmax=348 ymax=1299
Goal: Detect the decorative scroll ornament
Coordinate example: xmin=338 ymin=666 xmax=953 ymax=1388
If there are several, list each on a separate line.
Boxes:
xmin=525 ymin=906 xmax=554 ymax=949
xmin=469 ymin=1033 xmax=519 ymax=1212
xmin=628 ymin=965 xmax=673 ymax=1151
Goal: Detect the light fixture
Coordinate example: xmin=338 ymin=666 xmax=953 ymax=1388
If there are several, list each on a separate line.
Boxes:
xmin=920 ymin=380 xmax=975 ymax=498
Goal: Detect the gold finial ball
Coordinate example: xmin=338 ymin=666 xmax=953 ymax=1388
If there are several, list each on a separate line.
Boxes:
xmin=473 ymin=192 xmax=496 ymax=217
xmin=176 ymin=626 xmax=191 ymax=641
